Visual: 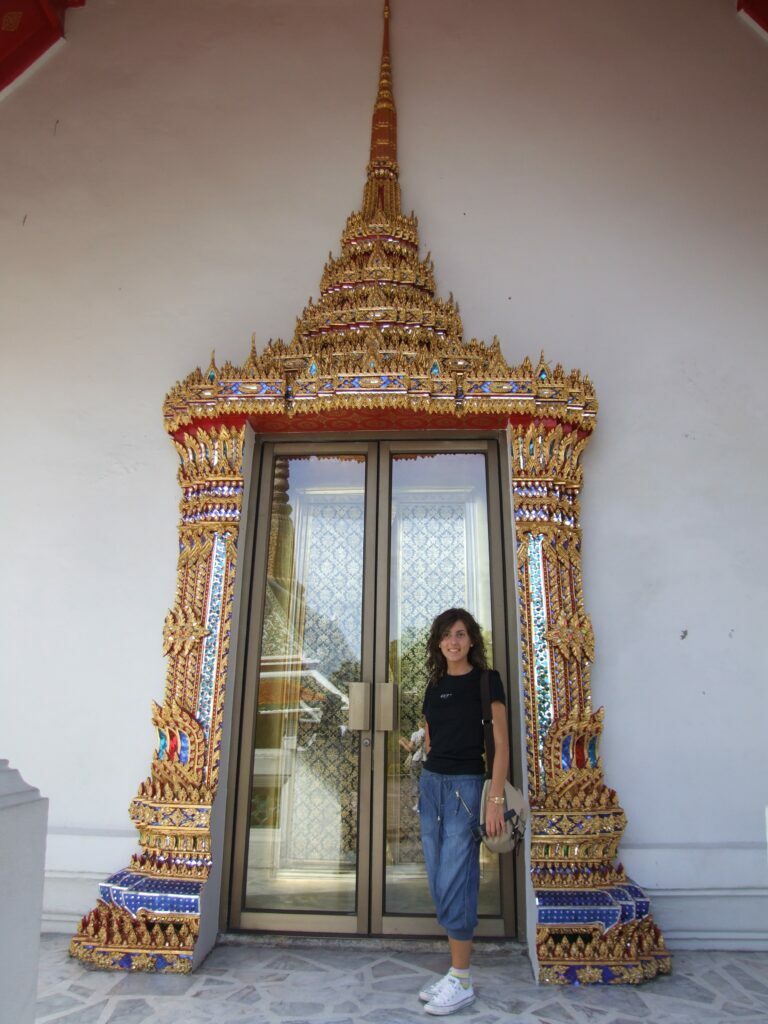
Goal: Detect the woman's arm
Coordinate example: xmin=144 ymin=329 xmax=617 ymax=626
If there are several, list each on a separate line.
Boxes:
xmin=424 ymin=721 xmax=431 ymax=754
xmin=484 ymin=700 xmax=509 ymax=837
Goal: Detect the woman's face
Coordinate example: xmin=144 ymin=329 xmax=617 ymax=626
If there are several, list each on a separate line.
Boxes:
xmin=438 ymin=620 xmax=472 ymax=671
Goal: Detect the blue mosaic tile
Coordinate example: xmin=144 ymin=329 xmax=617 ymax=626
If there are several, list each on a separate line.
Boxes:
xmin=587 ymin=736 xmax=598 ymax=767
xmin=561 ymin=735 xmax=572 ymax=770
xmin=614 ymin=882 xmax=651 ymax=919
xmin=536 ymin=880 xmax=655 ymax=933
xmin=606 ymin=886 xmax=636 ymax=924
xmin=537 ymin=889 xmax=622 ymax=930
xmin=99 ymin=872 xmax=203 ymax=917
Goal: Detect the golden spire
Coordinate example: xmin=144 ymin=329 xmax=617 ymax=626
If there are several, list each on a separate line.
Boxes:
xmin=362 ymin=0 xmax=401 ymax=219
xmin=279 ymin=0 xmax=467 ymax=369
xmin=370 ymin=0 xmax=396 ymax=166
xmin=235 ymin=0 xmax=483 ymax=383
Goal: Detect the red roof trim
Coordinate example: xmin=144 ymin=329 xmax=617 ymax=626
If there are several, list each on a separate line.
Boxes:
xmin=737 ymin=1 xmax=768 ymax=38
xmin=0 ymin=1 xmax=84 ymax=94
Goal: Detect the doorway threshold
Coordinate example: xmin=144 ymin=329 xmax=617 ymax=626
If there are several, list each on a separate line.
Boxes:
xmin=218 ymin=931 xmax=527 ymax=957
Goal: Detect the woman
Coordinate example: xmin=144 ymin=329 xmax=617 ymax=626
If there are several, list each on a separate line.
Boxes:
xmin=418 ymin=608 xmax=509 ymax=1016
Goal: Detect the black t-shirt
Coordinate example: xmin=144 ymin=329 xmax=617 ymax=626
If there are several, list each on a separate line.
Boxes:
xmin=421 ymin=667 xmax=506 ymax=776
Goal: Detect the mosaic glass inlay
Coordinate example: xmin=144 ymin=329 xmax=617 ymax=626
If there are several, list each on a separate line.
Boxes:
xmin=196 ymin=532 xmax=228 ymax=737
xmin=528 ymin=533 xmax=553 ymax=774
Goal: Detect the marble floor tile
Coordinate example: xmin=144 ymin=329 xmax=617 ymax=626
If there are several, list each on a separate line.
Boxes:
xmin=35 ymin=935 xmax=768 ymax=1024
xmin=104 ymin=998 xmax=154 ymax=1024
xmin=35 ymin=992 xmax=86 ymax=1018
xmin=372 ymin=976 xmax=432 ymax=995
xmin=267 ymin=1001 xmax=331 ymax=1017
xmin=719 ymin=1005 xmax=768 ymax=1018
xmin=727 ymin=965 xmax=768 ymax=997
xmin=528 ymin=999 xmax=579 ymax=1022
xmin=107 ymin=972 xmax=199 ymax=996
xmin=267 ymin=954 xmax=328 ymax=972
xmin=358 ymin=1010 xmax=428 ymax=1023
xmin=370 ymin=958 xmax=421 ymax=978
xmin=49 ymin=1002 xmax=110 ymax=1024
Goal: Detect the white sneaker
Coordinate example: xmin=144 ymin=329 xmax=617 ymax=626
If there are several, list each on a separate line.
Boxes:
xmin=418 ymin=972 xmax=452 ymax=1002
xmin=424 ymin=973 xmax=475 ymax=1015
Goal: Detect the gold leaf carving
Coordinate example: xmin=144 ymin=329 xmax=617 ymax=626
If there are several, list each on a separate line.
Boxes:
xmin=545 ymin=609 xmax=595 ymax=663
xmin=162 ymin=606 xmax=209 ymax=658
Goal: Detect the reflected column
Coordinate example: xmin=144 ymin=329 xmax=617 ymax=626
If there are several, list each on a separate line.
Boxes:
xmin=245 ymin=454 xmax=365 ymax=915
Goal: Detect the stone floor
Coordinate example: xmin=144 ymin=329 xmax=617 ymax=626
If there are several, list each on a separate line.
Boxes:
xmin=37 ymin=933 xmax=768 ymax=1024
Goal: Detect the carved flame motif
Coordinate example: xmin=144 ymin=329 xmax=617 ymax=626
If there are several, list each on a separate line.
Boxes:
xmin=545 ymin=609 xmax=595 ymax=663
xmin=162 ymin=606 xmax=210 ymax=658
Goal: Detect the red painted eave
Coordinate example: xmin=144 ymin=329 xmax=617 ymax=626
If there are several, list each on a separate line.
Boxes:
xmin=737 ymin=1 xmax=768 ymax=40
xmin=0 ymin=0 xmax=84 ymax=94
xmin=169 ymin=407 xmax=590 ymax=446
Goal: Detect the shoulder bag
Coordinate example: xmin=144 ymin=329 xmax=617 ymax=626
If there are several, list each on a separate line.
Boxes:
xmin=477 ymin=670 xmax=528 ymax=854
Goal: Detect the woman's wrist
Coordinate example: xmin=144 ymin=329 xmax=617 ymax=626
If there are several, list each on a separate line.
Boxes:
xmin=488 ymin=794 xmax=505 ymax=805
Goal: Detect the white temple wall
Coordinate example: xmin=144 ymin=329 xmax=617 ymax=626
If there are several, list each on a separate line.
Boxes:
xmin=0 ymin=0 xmax=766 ymax=947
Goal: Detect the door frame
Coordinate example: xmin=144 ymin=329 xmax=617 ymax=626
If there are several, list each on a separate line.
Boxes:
xmin=222 ymin=430 xmax=524 ymax=938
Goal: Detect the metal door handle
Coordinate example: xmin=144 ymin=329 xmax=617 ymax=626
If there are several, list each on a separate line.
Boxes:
xmin=375 ymin=683 xmax=398 ymax=732
xmin=348 ymin=682 xmax=371 ymax=731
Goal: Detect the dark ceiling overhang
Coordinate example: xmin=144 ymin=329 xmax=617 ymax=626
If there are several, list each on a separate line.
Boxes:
xmin=0 ymin=0 xmax=84 ymax=94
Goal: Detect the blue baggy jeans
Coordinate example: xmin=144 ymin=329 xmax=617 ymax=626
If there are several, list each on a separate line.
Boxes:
xmin=419 ymin=769 xmax=484 ymax=941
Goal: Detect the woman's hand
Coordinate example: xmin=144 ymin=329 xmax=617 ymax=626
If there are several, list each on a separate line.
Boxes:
xmin=484 ymin=799 xmax=506 ymax=837
xmin=486 ymin=701 xmax=510 ymax=837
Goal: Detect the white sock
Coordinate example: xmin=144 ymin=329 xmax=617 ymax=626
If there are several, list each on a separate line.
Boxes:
xmin=449 ymin=967 xmax=471 ymax=989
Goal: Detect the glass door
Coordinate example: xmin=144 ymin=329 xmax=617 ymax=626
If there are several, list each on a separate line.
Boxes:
xmin=230 ymin=438 xmax=515 ymax=936
xmin=370 ymin=441 xmax=511 ymax=936
xmin=231 ymin=442 xmax=378 ymax=933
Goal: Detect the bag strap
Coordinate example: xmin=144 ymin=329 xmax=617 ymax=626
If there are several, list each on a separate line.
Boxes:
xmin=480 ymin=670 xmax=495 ymax=781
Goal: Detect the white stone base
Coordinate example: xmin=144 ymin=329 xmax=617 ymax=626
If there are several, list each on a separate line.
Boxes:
xmin=41 ymin=834 xmax=768 ymax=951
xmin=651 ymin=887 xmax=768 ymax=950
xmin=0 ymin=760 xmax=49 ymax=1024
xmin=42 ymin=871 xmax=107 ymax=932
xmin=624 ymin=841 xmax=768 ymax=950
xmin=42 ymin=828 xmax=138 ymax=931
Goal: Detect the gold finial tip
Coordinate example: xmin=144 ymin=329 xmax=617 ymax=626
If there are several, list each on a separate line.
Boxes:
xmin=384 ymin=0 xmax=390 ymax=19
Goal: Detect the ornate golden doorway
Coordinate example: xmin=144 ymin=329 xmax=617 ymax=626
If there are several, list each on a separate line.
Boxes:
xmin=70 ymin=2 xmax=670 ymax=983
xmin=228 ymin=436 xmax=519 ymax=937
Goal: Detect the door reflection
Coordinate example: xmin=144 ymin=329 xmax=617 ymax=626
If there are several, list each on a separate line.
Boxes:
xmin=245 ymin=456 xmax=365 ymax=913
xmin=385 ymin=452 xmax=500 ymax=917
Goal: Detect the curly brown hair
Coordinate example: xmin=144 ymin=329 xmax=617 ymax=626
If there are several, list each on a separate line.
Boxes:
xmin=426 ymin=607 xmax=488 ymax=686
